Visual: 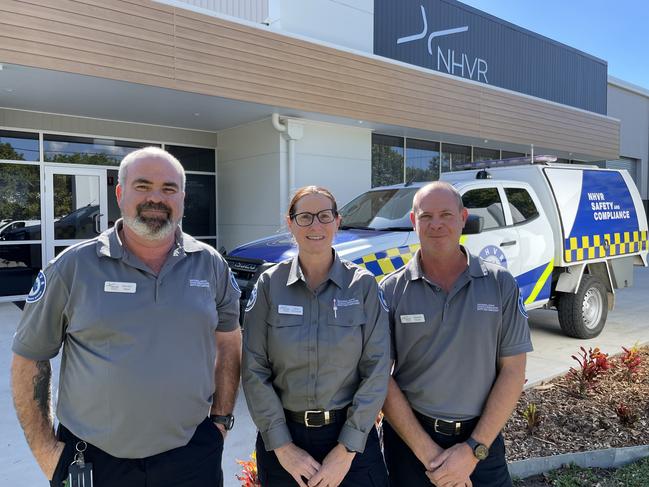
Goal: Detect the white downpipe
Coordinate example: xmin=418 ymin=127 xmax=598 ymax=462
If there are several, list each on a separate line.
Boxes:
xmin=272 ymin=114 xmax=289 ymax=221
xmin=271 ymin=113 xmax=304 ymax=221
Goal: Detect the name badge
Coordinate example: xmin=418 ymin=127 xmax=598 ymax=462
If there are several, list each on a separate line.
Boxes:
xmin=278 ymin=305 xmax=303 ymax=316
xmin=400 ymin=314 xmax=425 ymax=324
xmin=104 ymin=281 xmax=137 ymax=293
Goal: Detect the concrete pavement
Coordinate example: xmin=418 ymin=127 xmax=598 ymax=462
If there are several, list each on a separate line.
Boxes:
xmin=1 ymin=266 xmax=648 ymax=486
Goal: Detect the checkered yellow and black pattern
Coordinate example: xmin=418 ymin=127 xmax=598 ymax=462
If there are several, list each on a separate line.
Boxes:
xmin=564 ymin=230 xmax=648 ymax=263
xmin=354 ymin=244 xmax=421 ymax=281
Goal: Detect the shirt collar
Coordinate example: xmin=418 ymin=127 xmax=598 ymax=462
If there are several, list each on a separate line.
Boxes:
xmin=406 ymin=245 xmax=488 ymax=281
xmin=96 ymin=219 xmax=201 ymax=259
xmin=286 ymin=249 xmax=345 ymax=289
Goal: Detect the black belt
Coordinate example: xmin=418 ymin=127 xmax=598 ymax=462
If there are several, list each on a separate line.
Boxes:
xmin=285 ymin=408 xmax=346 ymax=428
xmin=415 ymin=411 xmax=479 ymax=436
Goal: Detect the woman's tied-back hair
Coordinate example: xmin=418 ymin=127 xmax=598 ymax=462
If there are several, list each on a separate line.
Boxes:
xmin=288 ymin=186 xmax=338 ymax=217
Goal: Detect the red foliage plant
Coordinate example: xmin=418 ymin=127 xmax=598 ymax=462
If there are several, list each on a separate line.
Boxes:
xmin=236 ymin=451 xmax=260 ymax=487
xmin=568 ymin=346 xmax=612 ymax=397
xmin=620 ymin=345 xmax=642 ymax=381
xmin=615 ymin=402 xmax=639 ymax=427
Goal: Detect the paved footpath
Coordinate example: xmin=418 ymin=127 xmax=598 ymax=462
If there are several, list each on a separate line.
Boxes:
xmin=2 ymin=267 xmax=648 ymax=486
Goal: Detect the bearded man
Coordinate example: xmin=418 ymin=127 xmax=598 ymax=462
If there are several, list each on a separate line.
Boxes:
xmin=11 ymin=147 xmax=241 ymax=487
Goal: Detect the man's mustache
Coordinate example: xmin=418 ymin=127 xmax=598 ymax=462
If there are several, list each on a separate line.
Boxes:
xmin=137 ymin=202 xmax=171 ymax=217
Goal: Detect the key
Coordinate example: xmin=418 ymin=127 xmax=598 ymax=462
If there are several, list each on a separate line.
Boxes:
xmin=67 ymin=441 xmax=93 ymax=487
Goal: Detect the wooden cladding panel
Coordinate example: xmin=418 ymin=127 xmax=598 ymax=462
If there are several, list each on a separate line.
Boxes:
xmin=2 ymin=0 xmax=175 ymax=46
xmin=1 ymin=10 xmax=175 ymax=56
xmin=17 ymin=0 xmax=174 ymax=33
xmin=0 ymin=0 xmax=620 ymax=159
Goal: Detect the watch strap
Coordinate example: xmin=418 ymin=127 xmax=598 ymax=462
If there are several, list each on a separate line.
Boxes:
xmin=210 ymin=414 xmax=235 ymax=431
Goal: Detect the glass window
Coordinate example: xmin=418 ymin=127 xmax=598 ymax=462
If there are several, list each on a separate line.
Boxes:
xmin=505 ymin=188 xmax=539 ymax=224
xmin=441 ymin=143 xmax=471 ymax=172
xmin=199 ymin=238 xmax=217 ymax=250
xmin=607 ymin=157 xmax=638 ymax=185
xmin=0 ymin=130 xmax=40 ymax=161
xmin=183 ymin=174 xmax=216 ymax=237
xmin=462 ymin=188 xmax=505 ymax=230
xmin=0 ymin=164 xmax=41 ymax=241
xmin=44 ymin=135 xmax=155 ymax=166
xmin=502 ymin=151 xmax=525 ymax=159
xmin=372 ymin=134 xmax=404 ymax=187
xmin=473 ymin=147 xmax=500 ymax=162
xmin=340 ymin=188 xmax=417 ymax=231
xmin=0 ymin=244 xmax=42 ymax=296
xmin=166 ymin=145 xmax=215 ymax=172
xmin=405 ymin=138 xmax=440 ymax=182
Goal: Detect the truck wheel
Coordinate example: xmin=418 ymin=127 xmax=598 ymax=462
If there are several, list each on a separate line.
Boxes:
xmin=557 ymin=274 xmax=608 ymax=339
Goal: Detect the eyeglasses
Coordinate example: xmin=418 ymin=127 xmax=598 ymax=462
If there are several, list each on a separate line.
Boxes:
xmin=290 ymin=209 xmax=337 ymax=227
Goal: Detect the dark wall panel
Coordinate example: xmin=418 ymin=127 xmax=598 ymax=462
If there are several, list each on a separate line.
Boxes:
xmin=374 ymin=0 xmax=608 ymax=114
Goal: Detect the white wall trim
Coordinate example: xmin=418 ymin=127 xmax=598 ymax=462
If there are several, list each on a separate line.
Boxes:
xmin=608 ymin=76 xmax=649 ymax=99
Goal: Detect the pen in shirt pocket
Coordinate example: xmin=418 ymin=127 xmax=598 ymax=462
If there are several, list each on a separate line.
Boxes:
xmin=333 ymin=298 xmax=338 ymax=318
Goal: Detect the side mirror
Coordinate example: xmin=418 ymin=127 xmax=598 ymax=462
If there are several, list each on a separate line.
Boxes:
xmin=463 ymin=214 xmax=484 ymax=235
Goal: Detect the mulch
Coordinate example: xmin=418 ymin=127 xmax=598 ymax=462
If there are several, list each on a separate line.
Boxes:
xmin=504 ymin=346 xmax=649 ymax=462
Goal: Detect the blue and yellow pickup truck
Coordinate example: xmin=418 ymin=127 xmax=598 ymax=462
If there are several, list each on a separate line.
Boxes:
xmin=226 ymin=157 xmax=648 ymax=338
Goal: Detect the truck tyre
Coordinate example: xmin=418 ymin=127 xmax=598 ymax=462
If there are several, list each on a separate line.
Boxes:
xmin=557 ymin=274 xmax=608 ymax=339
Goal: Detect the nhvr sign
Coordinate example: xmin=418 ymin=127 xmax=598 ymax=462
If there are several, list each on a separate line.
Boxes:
xmin=396 ymin=5 xmax=488 ymax=83
xmin=374 ymin=0 xmax=608 ymax=113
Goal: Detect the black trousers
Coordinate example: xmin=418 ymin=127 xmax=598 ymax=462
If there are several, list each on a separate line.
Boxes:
xmin=50 ymin=417 xmax=224 ymax=487
xmin=383 ymin=420 xmax=512 ymax=487
xmin=256 ymin=420 xmax=388 ymax=487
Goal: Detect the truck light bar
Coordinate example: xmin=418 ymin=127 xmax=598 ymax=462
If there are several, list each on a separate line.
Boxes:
xmin=453 ymin=155 xmax=557 ymax=171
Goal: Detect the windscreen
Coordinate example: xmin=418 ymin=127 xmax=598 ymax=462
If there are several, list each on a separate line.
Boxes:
xmin=339 ymin=188 xmax=417 ymax=230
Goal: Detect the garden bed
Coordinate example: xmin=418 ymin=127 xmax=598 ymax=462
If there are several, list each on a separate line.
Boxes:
xmin=504 ymin=344 xmax=649 ymax=465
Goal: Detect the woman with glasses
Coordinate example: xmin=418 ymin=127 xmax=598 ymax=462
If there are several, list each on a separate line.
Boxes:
xmin=242 ymin=185 xmax=390 ymax=487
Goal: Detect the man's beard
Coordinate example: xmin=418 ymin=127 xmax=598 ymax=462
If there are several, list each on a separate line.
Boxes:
xmin=123 ymin=202 xmax=181 ymax=241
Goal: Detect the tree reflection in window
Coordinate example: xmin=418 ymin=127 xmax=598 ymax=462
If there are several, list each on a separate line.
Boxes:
xmin=44 ymin=135 xmax=154 ymax=166
xmin=0 ymin=163 xmax=41 ymax=240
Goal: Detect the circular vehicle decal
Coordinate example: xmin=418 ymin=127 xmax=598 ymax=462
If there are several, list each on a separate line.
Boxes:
xmin=479 ymin=245 xmax=508 ymax=268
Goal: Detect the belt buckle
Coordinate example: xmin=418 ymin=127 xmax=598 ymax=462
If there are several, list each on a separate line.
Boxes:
xmin=304 ymin=410 xmax=329 ymax=428
xmin=433 ymin=418 xmax=461 ymax=436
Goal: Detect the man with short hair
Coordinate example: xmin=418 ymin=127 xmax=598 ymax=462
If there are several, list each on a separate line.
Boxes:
xmin=11 ymin=147 xmax=241 ymax=486
xmin=380 ymin=181 xmax=532 ymax=487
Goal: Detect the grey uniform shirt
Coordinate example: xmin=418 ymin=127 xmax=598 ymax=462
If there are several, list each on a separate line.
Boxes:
xmin=242 ymin=251 xmax=390 ymax=453
xmin=380 ymin=248 xmax=533 ymax=421
xmin=12 ymin=221 xmax=240 ymax=458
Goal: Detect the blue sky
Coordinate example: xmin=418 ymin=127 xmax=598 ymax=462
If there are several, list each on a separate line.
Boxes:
xmin=458 ymin=0 xmax=649 ymax=89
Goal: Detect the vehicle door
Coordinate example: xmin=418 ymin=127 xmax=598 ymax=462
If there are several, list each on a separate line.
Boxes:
xmin=503 ymin=184 xmax=554 ymax=306
xmin=460 ymin=184 xmax=522 ymax=278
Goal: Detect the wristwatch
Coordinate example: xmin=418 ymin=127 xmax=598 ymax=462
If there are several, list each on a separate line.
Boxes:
xmin=465 ymin=437 xmax=489 ymax=461
xmin=210 ymin=414 xmax=235 ymax=431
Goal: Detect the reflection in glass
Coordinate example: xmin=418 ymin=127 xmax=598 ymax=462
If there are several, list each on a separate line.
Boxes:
xmin=0 ymin=131 xmax=40 ymax=161
xmin=0 ymin=244 xmax=42 ymax=296
xmin=372 ymin=134 xmax=404 ymax=187
xmin=166 ymin=145 xmax=216 ymax=172
xmin=107 ymin=169 xmax=119 ymax=228
xmin=502 ymin=151 xmax=526 ymax=159
xmin=473 ymin=147 xmax=500 ymax=162
xmin=405 ymin=139 xmax=440 ymax=182
xmin=53 ymin=175 xmax=101 ymax=239
xmin=505 ymin=188 xmax=539 ymax=224
xmin=199 ymin=239 xmax=217 ymax=250
xmin=462 ymin=188 xmax=505 ymax=230
xmin=441 ymin=143 xmax=471 ymax=172
xmin=0 ymin=164 xmax=41 ymax=240
xmin=183 ymin=174 xmax=216 ymax=237
xmin=44 ymin=135 xmax=155 ymax=166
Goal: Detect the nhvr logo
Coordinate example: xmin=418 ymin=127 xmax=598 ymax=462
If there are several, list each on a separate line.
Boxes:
xmin=397 ymin=5 xmax=489 ymax=83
